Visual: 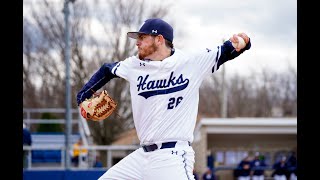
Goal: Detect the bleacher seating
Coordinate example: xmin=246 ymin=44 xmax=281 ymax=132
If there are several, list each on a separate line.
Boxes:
xmin=31 ymin=133 xmax=80 ymax=163
xmin=32 ymin=149 xmax=62 ymax=163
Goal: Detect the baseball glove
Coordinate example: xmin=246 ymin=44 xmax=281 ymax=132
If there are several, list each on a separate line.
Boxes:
xmin=80 ymin=90 xmax=117 ymax=121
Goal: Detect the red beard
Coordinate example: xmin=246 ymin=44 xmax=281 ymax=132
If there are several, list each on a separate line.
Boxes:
xmin=138 ymin=41 xmax=158 ymax=60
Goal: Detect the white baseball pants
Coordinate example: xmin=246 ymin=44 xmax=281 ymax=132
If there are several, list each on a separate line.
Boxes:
xmin=98 ymin=141 xmax=195 ymax=180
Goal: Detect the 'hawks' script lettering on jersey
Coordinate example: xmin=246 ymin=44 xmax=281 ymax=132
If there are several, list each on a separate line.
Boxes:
xmin=137 ymin=71 xmax=189 ymax=99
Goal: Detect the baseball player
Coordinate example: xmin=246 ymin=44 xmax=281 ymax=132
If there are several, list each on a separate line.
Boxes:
xmin=77 ymin=18 xmax=251 ymax=180
xmin=251 ymin=152 xmax=267 ymax=180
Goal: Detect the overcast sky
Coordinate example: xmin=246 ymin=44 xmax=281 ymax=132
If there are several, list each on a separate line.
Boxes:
xmin=162 ymin=0 xmax=297 ymax=76
xmin=24 ymin=0 xmax=297 ymax=77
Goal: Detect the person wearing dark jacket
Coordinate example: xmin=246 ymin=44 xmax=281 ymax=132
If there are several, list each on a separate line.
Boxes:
xmin=23 ymin=123 xmax=32 ymax=168
xmin=251 ymin=152 xmax=267 ymax=180
xmin=286 ymin=151 xmax=297 ymax=180
xmin=237 ymin=156 xmax=252 ymax=180
xmin=202 ymin=167 xmax=216 ymax=180
xmin=272 ymin=156 xmax=288 ymax=180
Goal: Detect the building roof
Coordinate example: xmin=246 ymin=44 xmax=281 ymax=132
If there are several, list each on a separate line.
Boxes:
xmin=111 ymin=117 xmax=297 ymax=145
xmin=196 ymin=117 xmax=297 ymax=134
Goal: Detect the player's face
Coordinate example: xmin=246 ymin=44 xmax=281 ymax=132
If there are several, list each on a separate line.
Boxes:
xmin=136 ymin=34 xmax=158 ymax=60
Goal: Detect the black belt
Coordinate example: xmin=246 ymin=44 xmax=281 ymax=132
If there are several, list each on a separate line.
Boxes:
xmin=142 ymin=141 xmax=191 ymax=152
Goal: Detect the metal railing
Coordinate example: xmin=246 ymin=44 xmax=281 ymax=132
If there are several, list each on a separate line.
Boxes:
xmin=23 ymin=108 xmax=91 ymax=144
xmin=22 ymin=108 xmax=139 ymax=171
xmin=23 ymin=144 xmax=140 ymax=170
xmin=23 ymin=108 xmax=94 ymax=170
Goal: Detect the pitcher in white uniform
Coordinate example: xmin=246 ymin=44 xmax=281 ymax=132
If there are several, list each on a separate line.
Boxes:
xmin=77 ymin=18 xmax=251 ymax=180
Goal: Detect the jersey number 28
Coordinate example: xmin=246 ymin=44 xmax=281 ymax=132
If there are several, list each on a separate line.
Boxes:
xmin=167 ymin=96 xmax=183 ymax=109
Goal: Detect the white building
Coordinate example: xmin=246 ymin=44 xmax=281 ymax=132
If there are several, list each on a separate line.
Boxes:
xmin=192 ymin=117 xmax=297 ymax=180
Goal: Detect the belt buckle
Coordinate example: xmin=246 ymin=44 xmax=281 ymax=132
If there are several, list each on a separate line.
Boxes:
xmin=149 ymin=144 xmax=158 ymax=152
xmin=142 ymin=146 xmax=148 ymax=152
xmin=142 ymin=144 xmax=158 ymax=152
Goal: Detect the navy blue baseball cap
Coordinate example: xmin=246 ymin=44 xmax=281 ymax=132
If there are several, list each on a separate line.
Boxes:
xmin=127 ymin=18 xmax=174 ymax=42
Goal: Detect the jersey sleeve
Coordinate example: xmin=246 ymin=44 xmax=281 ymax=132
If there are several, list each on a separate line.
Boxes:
xmin=110 ymin=56 xmax=133 ymax=81
xmin=76 ymin=57 xmax=135 ymax=105
xmin=192 ymin=39 xmax=251 ymax=77
xmin=216 ymin=39 xmax=251 ymax=71
xmin=76 ymin=62 xmax=119 ymax=105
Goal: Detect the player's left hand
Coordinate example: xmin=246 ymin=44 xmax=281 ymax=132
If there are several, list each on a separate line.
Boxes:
xmin=79 ymin=90 xmax=117 ymax=121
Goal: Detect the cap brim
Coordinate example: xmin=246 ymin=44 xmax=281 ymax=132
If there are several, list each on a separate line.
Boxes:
xmin=127 ymin=32 xmax=146 ymax=39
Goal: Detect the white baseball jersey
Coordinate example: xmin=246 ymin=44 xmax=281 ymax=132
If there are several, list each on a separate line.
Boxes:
xmin=77 ymin=40 xmax=250 ymax=145
xmin=111 ymin=47 xmax=221 ymax=145
xmin=77 ymin=39 xmax=251 ymax=180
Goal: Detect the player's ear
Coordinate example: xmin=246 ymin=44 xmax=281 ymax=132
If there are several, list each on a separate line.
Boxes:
xmin=156 ymin=35 xmax=165 ymax=44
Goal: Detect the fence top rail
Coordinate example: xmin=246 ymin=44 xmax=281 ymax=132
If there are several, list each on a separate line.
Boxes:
xmin=23 ymin=145 xmax=140 ymax=151
xmin=23 ymin=119 xmax=79 ymax=124
xmin=23 ymin=145 xmax=66 ymax=150
xmin=23 ymin=108 xmax=79 ymax=113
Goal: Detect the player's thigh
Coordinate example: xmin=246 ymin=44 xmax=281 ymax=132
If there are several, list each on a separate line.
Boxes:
xmin=145 ymin=148 xmax=195 ymax=180
xmin=98 ymin=149 xmax=144 ymax=180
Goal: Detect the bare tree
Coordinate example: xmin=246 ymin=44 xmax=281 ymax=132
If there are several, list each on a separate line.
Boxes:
xmin=23 ymin=19 xmax=42 ymax=108
xmin=199 ymin=75 xmax=223 ymax=117
xmin=227 ymin=73 xmax=256 ymax=117
xmin=226 ymin=67 xmax=297 ymax=117
xmin=84 ymin=0 xmax=172 ymax=153
xmin=279 ymin=67 xmax=297 ymax=116
xmin=23 ymin=0 xmax=171 ymax=151
xmin=199 ymin=66 xmax=297 ymax=118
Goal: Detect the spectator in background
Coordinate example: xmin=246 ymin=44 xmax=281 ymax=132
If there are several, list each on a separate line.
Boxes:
xmin=272 ymin=156 xmax=288 ymax=180
xmin=237 ymin=156 xmax=252 ymax=180
xmin=207 ymin=151 xmax=215 ymax=170
xmin=71 ymin=138 xmax=88 ymax=167
xmin=93 ymin=156 xmax=103 ymax=168
xmin=286 ymin=151 xmax=297 ymax=180
xmin=202 ymin=167 xmax=216 ymax=180
xmin=23 ymin=123 xmax=32 ymax=168
xmin=251 ymin=152 xmax=267 ymax=180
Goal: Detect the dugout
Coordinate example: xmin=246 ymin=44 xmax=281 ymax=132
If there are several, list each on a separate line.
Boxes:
xmin=192 ymin=117 xmax=297 ymax=180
